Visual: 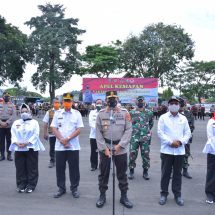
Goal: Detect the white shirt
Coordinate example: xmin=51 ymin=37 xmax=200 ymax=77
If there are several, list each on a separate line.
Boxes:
xmin=89 ymin=109 xmax=99 ymax=139
xmin=203 ymin=118 xmax=215 ymax=155
xmin=157 ymin=111 xmax=191 ymax=155
xmin=51 ymin=108 xmax=84 ymax=151
xmin=9 ymin=119 xmax=45 ymax=152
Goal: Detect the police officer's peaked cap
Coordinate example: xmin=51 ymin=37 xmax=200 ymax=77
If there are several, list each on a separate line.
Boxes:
xmin=63 ymin=93 xmax=73 ymax=100
xmin=137 ymin=96 xmax=144 ymax=101
xmin=168 ymin=96 xmax=179 ymax=104
xmin=3 ymin=92 xmax=10 ymax=97
xmin=106 ymin=91 xmax=118 ymax=98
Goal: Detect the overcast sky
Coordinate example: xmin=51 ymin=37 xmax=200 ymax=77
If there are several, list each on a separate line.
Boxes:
xmin=0 ymin=0 xmax=215 ymax=96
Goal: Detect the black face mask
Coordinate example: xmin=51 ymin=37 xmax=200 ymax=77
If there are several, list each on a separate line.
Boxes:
xmin=4 ymin=96 xmax=9 ymax=102
xmin=137 ymin=103 xmax=144 ymax=108
xmin=108 ymin=98 xmax=117 ymax=108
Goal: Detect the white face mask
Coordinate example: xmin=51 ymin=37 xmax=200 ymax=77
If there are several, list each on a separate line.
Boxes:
xmin=21 ymin=112 xmax=31 ymax=120
xmin=168 ymin=104 xmax=180 ymax=113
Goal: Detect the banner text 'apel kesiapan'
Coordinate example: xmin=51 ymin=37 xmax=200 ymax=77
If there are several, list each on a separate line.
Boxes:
xmin=82 ymin=78 xmax=158 ymax=104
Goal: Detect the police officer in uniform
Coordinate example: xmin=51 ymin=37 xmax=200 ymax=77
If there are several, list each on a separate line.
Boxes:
xmin=0 ymin=92 xmax=15 ymax=161
xmin=128 ymin=96 xmax=154 ymax=180
xmin=96 ymin=91 xmax=133 ymax=209
xmin=51 ymin=93 xmax=84 ymax=198
xmin=43 ymin=98 xmax=61 ymax=168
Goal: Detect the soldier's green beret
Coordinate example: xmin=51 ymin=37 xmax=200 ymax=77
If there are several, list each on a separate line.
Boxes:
xmin=137 ymin=96 xmax=144 ymax=101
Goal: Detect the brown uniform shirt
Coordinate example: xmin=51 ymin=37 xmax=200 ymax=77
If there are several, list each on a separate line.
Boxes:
xmin=0 ymin=101 xmax=15 ymax=128
xmin=96 ymin=107 xmax=132 ymax=155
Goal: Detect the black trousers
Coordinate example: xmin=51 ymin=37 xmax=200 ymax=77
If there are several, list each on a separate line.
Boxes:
xmin=205 ymin=153 xmax=215 ymax=197
xmin=160 ymin=153 xmax=184 ymax=198
xmin=49 ymin=136 xmax=56 ymax=162
xmin=15 ymin=149 xmax=39 ymax=190
xmin=90 ymin=138 xmax=98 ymax=168
xmin=56 ymin=150 xmax=80 ymax=192
xmin=0 ymin=127 xmax=11 ymax=155
xmin=98 ymin=152 xmax=128 ymax=194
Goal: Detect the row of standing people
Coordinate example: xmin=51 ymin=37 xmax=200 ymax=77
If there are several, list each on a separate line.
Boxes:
xmin=1 ymin=92 xmax=215 ymax=208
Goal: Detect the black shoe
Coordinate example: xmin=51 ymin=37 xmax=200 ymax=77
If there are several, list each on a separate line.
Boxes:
xmin=25 ymin=187 xmax=33 ymax=193
xmin=7 ymin=154 xmax=13 ymax=161
xmin=91 ymin=167 xmax=97 ymax=171
xmin=72 ymin=190 xmax=80 ymax=198
xmin=96 ymin=193 xmax=106 ymax=208
xmin=128 ymin=169 xmax=134 ymax=180
xmin=0 ymin=155 xmax=5 ymax=161
xmin=53 ymin=190 xmax=66 ymax=198
xmin=159 ymin=195 xmax=167 ymax=205
xmin=120 ymin=194 xmax=133 ymax=208
xmin=183 ymin=169 xmax=192 ymax=179
xmin=206 ymin=194 xmax=214 ymax=204
xmin=143 ymin=169 xmax=150 ymax=180
xmin=16 ymin=187 xmax=25 ymax=193
xmin=175 ymin=196 xmax=184 ymax=206
xmin=48 ymin=162 xmax=54 ymax=168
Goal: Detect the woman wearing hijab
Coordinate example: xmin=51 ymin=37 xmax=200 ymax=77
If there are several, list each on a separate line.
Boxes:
xmin=203 ymin=113 xmax=215 ymax=204
xmin=9 ymin=103 xmax=45 ymax=193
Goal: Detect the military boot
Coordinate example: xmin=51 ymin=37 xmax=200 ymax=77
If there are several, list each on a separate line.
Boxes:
xmin=120 ymin=193 xmax=133 ymax=208
xmin=143 ymin=168 xmax=150 ymax=180
xmin=96 ymin=193 xmax=106 ymax=208
xmin=183 ymin=168 xmax=192 ymax=179
xmin=128 ymin=169 xmax=134 ymax=180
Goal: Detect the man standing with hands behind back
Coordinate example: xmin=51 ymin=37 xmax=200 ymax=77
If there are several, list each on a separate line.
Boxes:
xmin=96 ymin=91 xmax=133 ymax=209
xmin=0 ymin=92 xmax=15 ymax=161
xmin=51 ymin=93 xmax=84 ymax=199
xmin=157 ymin=96 xmax=191 ymax=206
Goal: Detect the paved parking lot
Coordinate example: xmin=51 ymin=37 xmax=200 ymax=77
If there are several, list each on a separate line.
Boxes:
xmin=0 ymin=116 xmax=214 ymax=215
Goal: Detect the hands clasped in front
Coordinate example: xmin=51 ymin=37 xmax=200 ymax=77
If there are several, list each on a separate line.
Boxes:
xmin=104 ymin=144 xmax=121 ymax=157
xmin=170 ymin=140 xmax=182 ymax=148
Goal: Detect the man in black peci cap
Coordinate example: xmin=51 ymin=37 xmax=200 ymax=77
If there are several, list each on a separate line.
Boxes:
xmin=157 ymin=96 xmax=191 ymax=206
xmin=96 ymin=91 xmax=133 ymax=209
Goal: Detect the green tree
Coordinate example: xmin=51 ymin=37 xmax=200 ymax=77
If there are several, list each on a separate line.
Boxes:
xmin=25 ymin=3 xmax=85 ymax=101
xmin=180 ymin=61 xmax=215 ymax=103
xmin=0 ymin=16 xmax=29 ymax=85
xmin=81 ymin=44 xmax=120 ymax=77
xmin=121 ymin=22 xmax=194 ymax=86
xmin=161 ymin=87 xmax=173 ymax=100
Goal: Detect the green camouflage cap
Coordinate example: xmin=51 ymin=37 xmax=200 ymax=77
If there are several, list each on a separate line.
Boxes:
xmin=137 ymin=96 xmax=144 ymax=101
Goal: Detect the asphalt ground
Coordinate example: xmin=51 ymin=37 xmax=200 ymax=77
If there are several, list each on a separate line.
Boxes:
xmin=0 ymin=115 xmax=214 ymax=215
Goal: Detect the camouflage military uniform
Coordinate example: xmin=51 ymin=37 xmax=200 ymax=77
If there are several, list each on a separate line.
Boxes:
xmin=181 ymin=109 xmax=195 ymax=170
xmin=129 ymin=108 xmax=154 ymax=171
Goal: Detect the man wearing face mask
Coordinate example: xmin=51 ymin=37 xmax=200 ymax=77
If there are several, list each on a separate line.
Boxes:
xmin=43 ymin=98 xmax=61 ymax=168
xmin=88 ymin=99 xmax=103 ymax=171
xmin=96 ymin=91 xmax=133 ymax=209
xmin=0 ymin=92 xmax=16 ymax=161
xmin=128 ymin=96 xmax=154 ymax=180
xmin=157 ymin=96 xmax=191 ymax=206
xmin=51 ymin=93 xmax=84 ymax=199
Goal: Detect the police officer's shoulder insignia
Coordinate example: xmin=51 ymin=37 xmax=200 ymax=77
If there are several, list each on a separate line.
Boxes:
xmin=99 ymin=108 xmax=105 ymax=112
xmin=125 ymin=112 xmax=132 ymax=122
